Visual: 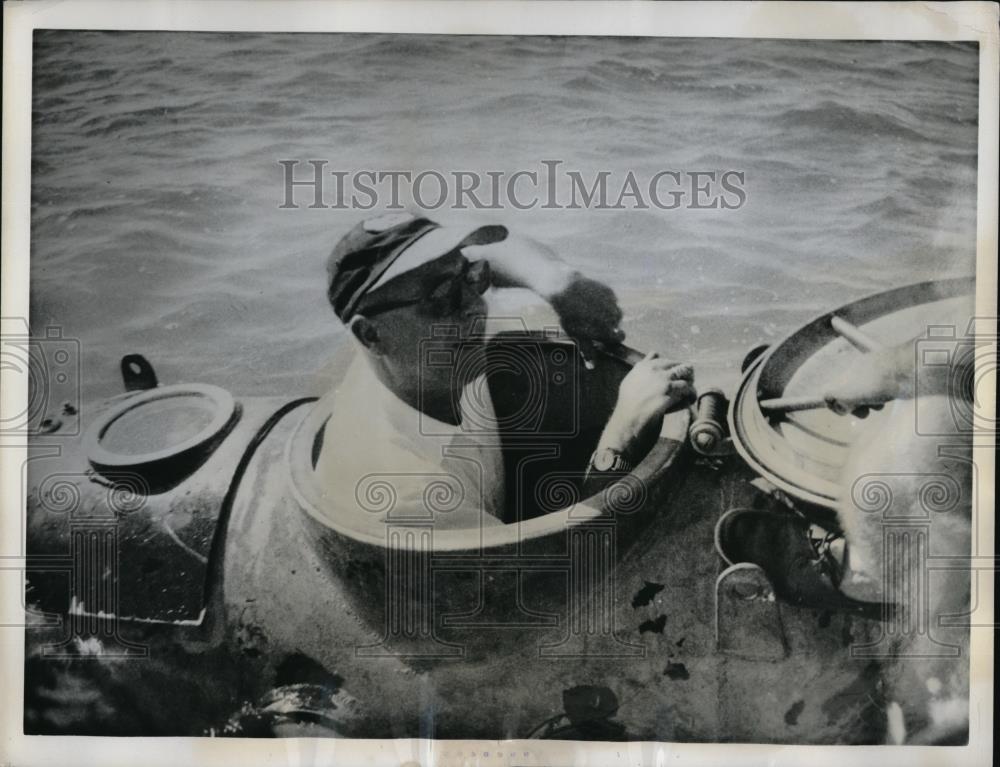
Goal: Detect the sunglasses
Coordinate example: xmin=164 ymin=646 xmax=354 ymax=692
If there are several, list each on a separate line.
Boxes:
xmin=357 ymin=258 xmax=492 ymax=319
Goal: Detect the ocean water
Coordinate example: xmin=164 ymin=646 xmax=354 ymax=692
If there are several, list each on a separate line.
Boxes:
xmin=30 ymin=33 xmax=979 ymax=404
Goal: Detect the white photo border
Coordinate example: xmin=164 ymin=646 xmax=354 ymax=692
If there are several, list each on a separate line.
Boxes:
xmin=2 ymin=2 xmax=996 ymax=766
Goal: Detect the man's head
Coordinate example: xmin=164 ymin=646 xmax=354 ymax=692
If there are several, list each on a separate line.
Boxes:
xmin=327 ymin=213 xmax=508 ymax=405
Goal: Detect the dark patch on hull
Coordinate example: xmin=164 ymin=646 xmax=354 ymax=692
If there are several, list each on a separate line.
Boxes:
xmin=639 ymin=615 xmax=667 ymax=634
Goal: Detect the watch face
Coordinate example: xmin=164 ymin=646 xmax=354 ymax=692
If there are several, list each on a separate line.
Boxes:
xmin=594 ymin=449 xmax=615 ymax=472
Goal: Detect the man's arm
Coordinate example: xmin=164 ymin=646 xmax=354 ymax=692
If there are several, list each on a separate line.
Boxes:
xmin=581 ymin=355 xmax=695 ymax=497
xmin=823 ymin=334 xmax=972 ymax=416
xmin=466 ymin=234 xmax=572 ymax=294
xmin=465 ymin=235 xmax=626 ymax=356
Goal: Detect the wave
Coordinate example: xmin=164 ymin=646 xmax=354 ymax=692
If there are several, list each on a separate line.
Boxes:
xmin=767 ymin=100 xmax=930 ymax=142
xmin=847 ymin=195 xmax=921 ymax=221
xmin=901 ymin=56 xmax=979 ymax=84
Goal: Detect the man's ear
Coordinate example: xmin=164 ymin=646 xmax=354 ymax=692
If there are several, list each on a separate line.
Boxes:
xmin=348 ymin=315 xmax=382 ymax=353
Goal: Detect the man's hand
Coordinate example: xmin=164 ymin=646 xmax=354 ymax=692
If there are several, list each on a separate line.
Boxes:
xmin=597 ymin=353 xmax=696 ymax=461
xmin=548 ymin=272 xmax=626 ymax=355
xmin=822 ymin=344 xmax=914 ymax=417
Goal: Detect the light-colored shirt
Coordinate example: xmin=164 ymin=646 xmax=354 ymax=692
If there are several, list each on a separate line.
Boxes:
xmin=314 ymin=352 xmax=506 ymax=530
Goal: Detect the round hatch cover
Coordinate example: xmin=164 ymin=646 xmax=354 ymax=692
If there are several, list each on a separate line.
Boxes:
xmin=729 ymin=277 xmax=975 ymax=511
xmin=85 ymin=383 xmax=237 ymax=477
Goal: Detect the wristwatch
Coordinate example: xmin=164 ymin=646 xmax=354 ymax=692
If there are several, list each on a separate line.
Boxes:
xmin=587 ymin=446 xmax=633 ymax=475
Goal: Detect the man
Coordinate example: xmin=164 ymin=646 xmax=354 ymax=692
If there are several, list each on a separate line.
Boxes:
xmin=316 ymin=212 xmax=695 ymax=528
xmin=824 ymin=337 xmax=972 ymax=745
xmin=716 ymin=333 xmax=974 ymax=744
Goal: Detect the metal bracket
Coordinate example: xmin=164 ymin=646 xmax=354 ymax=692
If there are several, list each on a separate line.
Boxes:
xmin=715 ymin=562 xmax=788 ymax=661
xmin=121 ymin=353 xmax=158 ymax=392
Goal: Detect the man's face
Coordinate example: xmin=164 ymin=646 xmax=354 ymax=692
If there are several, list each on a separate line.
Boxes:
xmin=356 ymin=249 xmax=491 ymax=395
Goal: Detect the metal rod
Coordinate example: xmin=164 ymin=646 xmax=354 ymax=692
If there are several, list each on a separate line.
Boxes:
xmin=592 ymin=341 xmax=652 ymax=367
xmin=830 ymin=315 xmax=883 ymax=353
xmin=759 ymin=395 xmax=827 ymax=414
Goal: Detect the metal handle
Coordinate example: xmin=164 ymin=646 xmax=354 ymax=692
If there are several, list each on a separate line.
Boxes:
xmin=592 ymin=341 xmax=673 ymax=368
xmin=759 ymin=395 xmax=828 ymax=414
